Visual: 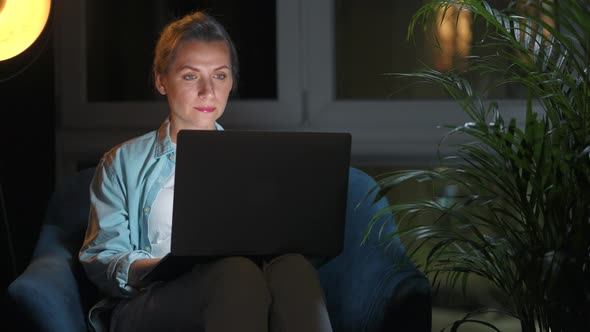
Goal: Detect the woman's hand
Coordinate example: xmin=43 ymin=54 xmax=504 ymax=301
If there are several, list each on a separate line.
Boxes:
xmin=128 ymin=257 xmax=162 ymax=288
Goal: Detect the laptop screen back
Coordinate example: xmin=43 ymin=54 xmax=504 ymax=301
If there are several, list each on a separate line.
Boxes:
xmin=171 ymin=129 xmax=352 ymax=258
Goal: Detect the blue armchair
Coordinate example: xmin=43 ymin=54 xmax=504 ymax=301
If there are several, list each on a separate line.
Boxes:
xmin=6 ymin=166 xmax=431 ymax=332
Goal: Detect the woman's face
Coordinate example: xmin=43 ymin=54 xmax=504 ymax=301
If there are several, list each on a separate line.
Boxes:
xmin=156 ymin=40 xmax=233 ymax=141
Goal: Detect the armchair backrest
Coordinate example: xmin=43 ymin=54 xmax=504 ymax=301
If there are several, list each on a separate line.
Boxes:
xmin=35 ymin=167 xmax=99 ymax=313
xmin=42 ymin=167 xmax=95 ymax=237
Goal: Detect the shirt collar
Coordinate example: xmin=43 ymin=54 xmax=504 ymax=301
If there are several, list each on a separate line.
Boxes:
xmin=155 ymin=118 xmax=175 ymax=159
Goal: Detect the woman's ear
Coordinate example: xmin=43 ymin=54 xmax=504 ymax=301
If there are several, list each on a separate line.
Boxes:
xmin=155 ymin=74 xmax=167 ymax=95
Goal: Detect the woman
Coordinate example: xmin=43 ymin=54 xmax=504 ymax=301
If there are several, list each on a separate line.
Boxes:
xmin=79 ymin=11 xmax=333 ymax=332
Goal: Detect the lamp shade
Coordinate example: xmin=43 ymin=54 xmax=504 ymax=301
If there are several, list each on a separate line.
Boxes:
xmin=0 ymin=0 xmax=51 ymax=61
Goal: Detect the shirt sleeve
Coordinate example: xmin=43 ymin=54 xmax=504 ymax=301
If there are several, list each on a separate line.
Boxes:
xmin=78 ymin=158 xmax=152 ymax=297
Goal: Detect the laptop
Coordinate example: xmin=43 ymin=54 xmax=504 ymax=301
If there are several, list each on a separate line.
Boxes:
xmin=140 ymin=129 xmax=352 ymax=282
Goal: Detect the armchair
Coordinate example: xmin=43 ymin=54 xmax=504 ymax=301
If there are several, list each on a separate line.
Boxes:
xmin=6 ymin=166 xmax=431 ymax=332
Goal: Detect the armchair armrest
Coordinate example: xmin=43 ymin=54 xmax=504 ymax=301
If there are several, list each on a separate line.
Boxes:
xmin=318 ymin=167 xmax=431 ymax=332
xmin=7 ymin=224 xmax=88 ymax=332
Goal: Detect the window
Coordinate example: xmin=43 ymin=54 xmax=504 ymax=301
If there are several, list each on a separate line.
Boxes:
xmin=86 ymin=1 xmax=277 ymax=101
xmin=333 ymin=0 xmax=533 ymax=100
xmin=305 ymin=0 xmax=531 ymax=166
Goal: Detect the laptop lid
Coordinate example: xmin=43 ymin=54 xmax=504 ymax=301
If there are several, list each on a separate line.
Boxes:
xmin=170 ymin=129 xmax=352 ymax=259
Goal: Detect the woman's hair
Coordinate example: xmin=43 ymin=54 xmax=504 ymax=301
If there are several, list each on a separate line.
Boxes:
xmin=153 ymin=11 xmax=239 ymax=94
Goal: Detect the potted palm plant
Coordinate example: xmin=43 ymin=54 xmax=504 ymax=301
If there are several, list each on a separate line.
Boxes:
xmin=364 ymin=0 xmax=589 ymax=331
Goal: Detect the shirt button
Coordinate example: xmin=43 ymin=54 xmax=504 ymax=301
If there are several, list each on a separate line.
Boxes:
xmin=143 ymin=207 xmax=150 ymax=214
xmin=144 ymin=245 xmax=151 ymax=251
xmin=169 ymin=154 xmax=175 ymax=161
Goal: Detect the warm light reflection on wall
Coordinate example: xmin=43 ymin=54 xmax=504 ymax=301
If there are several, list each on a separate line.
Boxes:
xmin=433 ymin=5 xmax=472 ymax=72
xmin=516 ymin=0 xmax=555 ymax=61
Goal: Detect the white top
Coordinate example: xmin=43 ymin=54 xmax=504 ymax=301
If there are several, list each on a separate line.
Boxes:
xmin=147 ymin=171 xmax=175 ymax=257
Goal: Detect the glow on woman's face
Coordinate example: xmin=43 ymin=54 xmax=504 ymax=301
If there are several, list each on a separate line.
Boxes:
xmin=156 ymin=40 xmax=233 ymax=139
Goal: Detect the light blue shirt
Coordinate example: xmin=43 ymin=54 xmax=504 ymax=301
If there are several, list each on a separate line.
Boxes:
xmin=78 ymin=118 xmax=223 ymax=330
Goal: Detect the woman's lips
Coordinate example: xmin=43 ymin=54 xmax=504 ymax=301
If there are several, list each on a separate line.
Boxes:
xmin=195 ymin=107 xmax=215 ymax=113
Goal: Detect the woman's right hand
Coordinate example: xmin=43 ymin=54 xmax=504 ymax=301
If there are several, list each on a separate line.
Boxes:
xmin=128 ymin=257 xmax=163 ymax=288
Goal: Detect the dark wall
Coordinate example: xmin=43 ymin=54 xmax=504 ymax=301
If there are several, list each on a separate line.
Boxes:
xmin=0 ymin=24 xmax=56 ymax=295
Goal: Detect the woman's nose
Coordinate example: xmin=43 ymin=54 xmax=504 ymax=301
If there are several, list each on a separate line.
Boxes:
xmin=197 ymin=78 xmax=214 ymax=98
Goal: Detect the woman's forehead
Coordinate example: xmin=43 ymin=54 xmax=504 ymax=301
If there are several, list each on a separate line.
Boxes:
xmin=171 ymin=40 xmax=231 ymax=67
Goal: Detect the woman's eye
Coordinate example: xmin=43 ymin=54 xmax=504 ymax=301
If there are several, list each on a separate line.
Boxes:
xmin=183 ymin=74 xmax=197 ymax=80
xmin=214 ymin=73 xmax=227 ymax=80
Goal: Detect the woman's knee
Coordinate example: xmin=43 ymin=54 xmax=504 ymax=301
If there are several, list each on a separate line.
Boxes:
xmin=264 ymin=254 xmax=316 ymax=277
xmin=264 ymin=254 xmax=323 ymax=291
xmin=201 ymin=256 xmax=271 ymax=305
xmin=263 ymin=254 xmax=332 ymax=331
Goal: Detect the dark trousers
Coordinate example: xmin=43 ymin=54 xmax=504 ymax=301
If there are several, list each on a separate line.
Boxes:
xmin=110 ymin=254 xmax=333 ymax=332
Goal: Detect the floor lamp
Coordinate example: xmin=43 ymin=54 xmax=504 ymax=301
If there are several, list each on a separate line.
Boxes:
xmin=0 ymin=0 xmax=52 ymax=279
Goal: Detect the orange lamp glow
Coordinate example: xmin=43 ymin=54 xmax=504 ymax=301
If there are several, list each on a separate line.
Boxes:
xmin=0 ymin=0 xmax=51 ymax=61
